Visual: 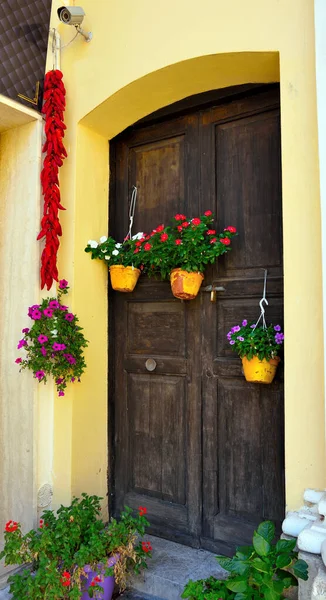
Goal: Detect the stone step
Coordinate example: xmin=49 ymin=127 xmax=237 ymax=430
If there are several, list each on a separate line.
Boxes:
xmin=129 ymin=534 xmax=226 ymax=600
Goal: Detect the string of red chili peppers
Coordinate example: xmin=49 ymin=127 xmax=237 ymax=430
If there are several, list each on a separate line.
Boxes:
xmin=38 ymin=70 xmax=67 ymax=290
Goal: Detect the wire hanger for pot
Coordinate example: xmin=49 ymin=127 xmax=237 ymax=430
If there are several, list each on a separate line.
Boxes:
xmin=252 ymin=269 xmax=268 ymax=331
xmin=126 ymin=185 xmax=137 ymax=242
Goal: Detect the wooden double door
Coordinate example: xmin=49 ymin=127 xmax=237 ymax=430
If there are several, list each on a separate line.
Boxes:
xmin=109 ymin=87 xmax=284 ymax=554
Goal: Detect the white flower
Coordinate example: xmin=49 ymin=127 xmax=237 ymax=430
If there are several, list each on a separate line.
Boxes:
xmin=132 ymin=232 xmax=144 ymax=240
xmin=88 ymin=240 xmax=98 ymax=248
xmin=105 ymin=255 xmax=111 ymax=261
xmin=100 ymin=236 xmax=107 ymax=244
xmin=51 ymin=329 xmax=58 ymax=337
xmin=112 ymin=249 xmax=119 ymax=256
xmin=115 ymin=243 xmax=122 ymax=248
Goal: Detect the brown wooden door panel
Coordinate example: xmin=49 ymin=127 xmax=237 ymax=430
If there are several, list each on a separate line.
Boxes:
xmin=110 ymin=87 xmax=284 ymax=553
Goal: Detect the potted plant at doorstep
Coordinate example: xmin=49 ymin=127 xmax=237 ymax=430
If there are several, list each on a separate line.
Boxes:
xmin=134 ymin=211 xmax=237 ymax=300
xmin=0 ymin=494 xmax=152 ymax=600
xmin=15 ymin=280 xmax=88 ymax=397
xmin=227 ymin=320 xmax=284 ymax=384
xmin=85 ymin=235 xmax=144 ymax=292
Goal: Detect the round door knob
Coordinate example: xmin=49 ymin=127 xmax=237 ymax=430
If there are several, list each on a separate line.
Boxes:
xmin=145 ymin=358 xmax=157 ymax=372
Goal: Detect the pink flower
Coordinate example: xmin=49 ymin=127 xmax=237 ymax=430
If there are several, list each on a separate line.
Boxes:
xmin=35 ymin=370 xmax=45 ymax=381
xmin=65 ymin=313 xmax=74 ymax=322
xmin=41 ymin=347 xmax=47 ymax=357
xmin=64 ymin=354 xmax=76 ymax=365
xmin=49 ymin=300 xmax=59 ymax=309
xmin=43 ymin=308 xmax=53 ymax=318
xmin=58 ymin=390 xmax=65 ymax=397
xmin=22 ymin=328 xmax=29 ymax=334
xmin=17 ymin=339 xmax=27 ymax=349
xmin=38 ymin=335 xmax=48 ymax=344
xmin=31 ymin=309 xmax=42 ymax=320
xmin=53 ymin=343 xmax=66 ymax=351
xmin=59 ymin=279 xmax=68 ymax=289
xmin=15 ymin=358 xmax=22 ymax=364
xmin=59 ymin=305 xmax=68 ymax=311
xmin=28 ymin=305 xmax=40 ymax=317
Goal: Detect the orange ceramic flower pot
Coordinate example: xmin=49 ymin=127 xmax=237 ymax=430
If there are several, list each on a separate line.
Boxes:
xmin=109 ymin=265 xmax=140 ymax=292
xmin=170 ymin=269 xmax=204 ymax=300
xmin=242 ymin=355 xmax=280 ymax=384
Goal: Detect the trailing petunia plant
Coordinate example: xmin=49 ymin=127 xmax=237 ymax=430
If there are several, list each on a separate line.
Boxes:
xmin=15 ymin=280 xmax=88 ymax=396
xmin=0 ymin=494 xmax=152 ymax=599
xmin=227 ymin=320 xmax=284 ymax=361
xmin=182 ymin=520 xmax=308 ymax=600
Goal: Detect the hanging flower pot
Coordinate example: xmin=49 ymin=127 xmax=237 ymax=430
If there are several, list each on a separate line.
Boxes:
xmin=170 ymin=268 xmax=204 ymax=300
xmin=110 ymin=265 xmax=140 ymax=292
xmin=241 ymin=355 xmax=280 ymax=384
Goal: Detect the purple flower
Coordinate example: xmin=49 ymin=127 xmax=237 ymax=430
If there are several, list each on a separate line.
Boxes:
xmin=31 ymin=309 xmax=42 ymax=320
xmin=35 ymin=370 xmax=45 ymax=381
xmin=229 ymin=340 xmax=235 ymax=345
xmin=15 ymin=358 xmax=22 ymax=364
xmin=59 ymin=279 xmax=68 ymax=289
xmin=38 ymin=335 xmax=48 ymax=344
xmin=41 ymin=346 xmax=47 ymax=357
xmin=71 ymin=377 xmax=75 ymax=383
xmin=233 ymin=325 xmax=240 ymax=333
xmin=237 ymin=336 xmax=245 ymax=342
xmin=274 ymin=325 xmax=281 ymax=332
xmin=65 ymin=313 xmax=74 ymax=322
xmin=275 ymin=333 xmax=284 ymax=344
xmin=64 ymin=354 xmax=76 ymax=365
xmin=22 ymin=328 xmax=29 ymax=334
xmin=49 ymin=300 xmax=59 ymax=309
xmin=17 ymin=339 xmax=27 ymax=349
xmin=56 ymin=378 xmax=64 ymax=385
xmin=58 ymin=390 xmax=65 ymax=397
xmin=250 ymin=324 xmax=256 ymax=328
xmin=59 ymin=305 xmax=68 ymax=311
xmin=43 ymin=308 xmax=53 ymax=318
xmin=242 ymin=320 xmax=247 ymax=327
xmin=227 ymin=332 xmax=232 ymax=340
xmin=28 ymin=305 xmax=40 ymax=317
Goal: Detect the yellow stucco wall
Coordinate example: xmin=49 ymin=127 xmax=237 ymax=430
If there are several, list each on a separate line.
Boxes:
xmin=48 ymin=0 xmax=325 ymax=512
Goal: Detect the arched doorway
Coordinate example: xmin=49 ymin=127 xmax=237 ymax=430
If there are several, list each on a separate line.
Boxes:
xmin=109 ymin=84 xmax=284 ymax=554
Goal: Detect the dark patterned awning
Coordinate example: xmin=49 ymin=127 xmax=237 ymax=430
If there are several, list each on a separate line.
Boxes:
xmin=0 ymin=0 xmax=52 ymax=111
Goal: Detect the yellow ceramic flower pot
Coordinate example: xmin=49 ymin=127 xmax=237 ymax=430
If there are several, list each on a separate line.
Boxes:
xmin=242 ymin=355 xmax=280 ymax=384
xmin=170 ymin=268 xmax=204 ymax=300
xmin=109 ymin=265 xmax=140 ymax=292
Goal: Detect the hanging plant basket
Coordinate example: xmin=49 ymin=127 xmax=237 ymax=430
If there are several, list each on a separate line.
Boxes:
xmin=170 ymin=268 xmax=204 ymax=300
xmin=241 ymin=355 xmax=280 ymax=384
xmin=110 ymin=265 xmax=140 ymax=292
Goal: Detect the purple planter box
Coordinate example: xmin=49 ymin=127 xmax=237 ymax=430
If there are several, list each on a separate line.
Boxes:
xmin=80 ymin=556 xmax=118 ymax=600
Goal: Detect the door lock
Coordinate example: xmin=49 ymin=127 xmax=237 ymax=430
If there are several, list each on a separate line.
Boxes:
xmin=202 ymin=285 xmax=225 ymax=301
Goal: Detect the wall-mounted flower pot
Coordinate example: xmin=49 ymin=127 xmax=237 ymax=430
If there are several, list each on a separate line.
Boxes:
xmin=110 ymin=265 xmax=140 ymax=292
xmin=170 ymin=268 xmax=204 ymax=300
xmin=242 ymin=355 xmax=280 ymax=384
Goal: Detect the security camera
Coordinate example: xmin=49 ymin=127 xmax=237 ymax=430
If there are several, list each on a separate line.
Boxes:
xmin=57 ymin=6 xmax=85 ymax=26
xmin=57 ymin=6 xmax=92 ymax=42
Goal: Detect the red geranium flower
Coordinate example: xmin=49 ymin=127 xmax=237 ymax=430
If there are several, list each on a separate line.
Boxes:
xmin=175 ymin=239 xmax=182 ymax=245
xmin=160 ymin=233 xmax=168 ymax=242
xmin=144 ymin=243 xmax=152 ymax=251
xmin=134 ymin=249 xmax=139 ymax=254
xmin=142 ymin=541 xmax=152 ymax=553
xmin=192 ymin=218 xmax=201 ymax=226
xmin=220 ymin=237 xmax=231 ymax=245
xmin=224 ymin=226 xmax=237 ymax=233
xmin=135 ymin=241 xmax=142 ymax=247
xmin=204 ymin=210 xmax=212 ymax=216
xmin=139 ymin=506 xmax=147 ymax=516
xmin=39 ymin=519 xmax=44 ymax=529
xmin=210 ymin=238 xmax=217 ymax=244
xmin=207 ymin=229 xmax=216 ymax=235
xmin=5 ymin=520 xmax=18 ymax=533
xmin=60 ymin=571 xmax=71 ymax=587
xmin=182 ymin=221 xmax=190 ymax=228
xmin=156 ymin=224 xmax=165 ymax=232
xmin=177 ymin=225 xmax=183 ymax=232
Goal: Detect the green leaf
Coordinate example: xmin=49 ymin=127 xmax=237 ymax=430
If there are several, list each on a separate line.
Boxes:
xmin=262 ymin=585 xmax=281 ymax=600
xmin=251 ymin=558 xmax=270 ymax=573
xmin=226 ymin=579 xmax=248 ymax=593
xmin=236 ymin=546 xmax=254 ymax=559
xmin=276 ymin=569 xmax=298 ymax=588
xmin=275 ymin=538 xmax=296 ymax=553
xmin=216 ymin=556 xmax=234 ymax=571
xmin=276 ymin=553 xmax=292 ymax=569
xmin=234 ymin=593 xmax=252 ymax=600
xmin=293 ymin=559 xmax=309 ymax=581
xmin=230 ymin=559 xmax=250 ymax=576
xmin=257 ymin=521 xmax=275 ymax=543
xmin=253 ymin=531 xmax=271 ymax=556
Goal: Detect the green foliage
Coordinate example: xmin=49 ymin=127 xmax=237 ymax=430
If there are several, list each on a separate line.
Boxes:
xmin=85 ymin=213 xmax=237 ymax=280
xmin=182 ymin=521 xmax=308 ymax=600
xmin=15 ymin=282 xmax=88 ymax=396
xmin=0 ymin=495 xmax=151 ymax=600
xmin=227 ymin=322 xmax=284 ymax=362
